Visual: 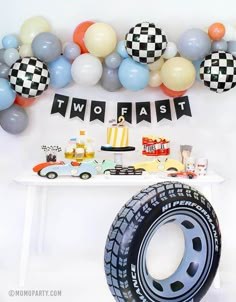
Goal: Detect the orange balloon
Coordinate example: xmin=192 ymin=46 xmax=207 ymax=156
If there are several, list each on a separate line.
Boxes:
xmin=73 ymin=21 xmax=94 ymax=53
xmin=15 ymin=95 xmax=36 ymax=107
xmin=160 ymin=84 xmax=187 ymax=97
xmin=208 ymin=23 xmax=225 ymax=41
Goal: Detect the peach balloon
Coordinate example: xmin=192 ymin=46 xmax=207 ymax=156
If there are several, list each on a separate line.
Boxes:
xmin=208 ymin=23 xmax=225 ymax=41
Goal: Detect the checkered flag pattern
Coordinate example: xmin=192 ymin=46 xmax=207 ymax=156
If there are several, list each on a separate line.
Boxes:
xmin=200 ymin=51 xmax=236 ymax=93
xmin=125 ymin=22 xmax=168 ymax=64
xmin=9 ymin=57 xmax=50 ymax=98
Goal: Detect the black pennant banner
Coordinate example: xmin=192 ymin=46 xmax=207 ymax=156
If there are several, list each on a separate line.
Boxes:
xmin=174 ymin=96 xmax=192 ymax=119
xmin=155 ymin=99 xmax=172 ymax=122
xmin=51 ymin=94 xmax=69 ymax=117
xmin=117 ymin=102 xmax=132 ymax=124
xmin=136 ymin=102 xmax=151 ymax=123
xmin=70 ymin=98 xmax=87 ymax=120
xmin=90 ymin=100 xmax=106 ymax=123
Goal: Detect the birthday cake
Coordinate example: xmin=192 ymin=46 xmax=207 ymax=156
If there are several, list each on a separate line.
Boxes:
xmin=101 ymin=117 xmax=135 ymax=152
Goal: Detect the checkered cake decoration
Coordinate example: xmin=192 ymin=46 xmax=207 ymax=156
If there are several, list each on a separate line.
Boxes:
xmin=200 ymin=51 xmax=236 ymax=93
xmin=9 ymin=57 xmax=50 ymax=98
xmin=125 ymin=22 xmax=168 ymax=64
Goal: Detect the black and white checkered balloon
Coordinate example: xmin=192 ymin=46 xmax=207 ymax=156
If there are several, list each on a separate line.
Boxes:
xmin=9 ymin=57 xmax=50 ymax=98
xmin=125 ymin=22 xmax=168 ymax=64
xmin=200 ymin=51 xmax=236 ymax=93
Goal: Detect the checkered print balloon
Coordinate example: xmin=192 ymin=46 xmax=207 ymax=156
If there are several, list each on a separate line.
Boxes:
xmin=200 ymin=51 xmax=236 ymax=93
xmin=9 ymin=57 xmax=50 ymax=98
xmin=125 ymin=22 xmax=168 ymax=64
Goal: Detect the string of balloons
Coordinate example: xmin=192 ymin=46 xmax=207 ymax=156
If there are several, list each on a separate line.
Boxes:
xmin=0 ymin=16 xmax=236 ymax=134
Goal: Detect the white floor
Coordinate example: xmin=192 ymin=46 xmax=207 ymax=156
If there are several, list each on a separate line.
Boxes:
xmin=0 ymin=255 xmax=235 ymax=302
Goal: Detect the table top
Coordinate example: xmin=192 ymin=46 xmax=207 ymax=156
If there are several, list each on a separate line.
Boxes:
xmin=14 ymin=171 xmax=224 ymax=187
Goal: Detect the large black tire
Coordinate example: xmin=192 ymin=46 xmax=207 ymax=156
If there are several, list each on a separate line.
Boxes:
xmin=104 ymin=182 xmax=221 ymax=302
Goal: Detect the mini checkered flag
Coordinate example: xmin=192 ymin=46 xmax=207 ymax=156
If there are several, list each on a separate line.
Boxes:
xmin=9 ymin=57 xmax=50 ymax=98
xmin=200 ymin=51 xmax=236 ymax=93
xmin=125 ymin=22 xmax=168 ymax=64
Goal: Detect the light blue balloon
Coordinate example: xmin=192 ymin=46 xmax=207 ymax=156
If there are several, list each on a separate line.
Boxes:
xmin=48 ymin=55 xmax=72 ymax=88
xmin=178 ymin=29 xmax=211 ymax=61
xmin=32 ymin=32 xmax=62 ymax=63
xmin=212 ymin=39 xmax=227 ymax=52
xmin=63 ymin=42 xmax=81 ymax=60
xmin=105 ymin=52 xmax=122 ymax=69
xmin=118 ymin=58 xmax=149 ymax=91
xmin=2 ymin=34 xmax=19 ymax=49
xmin=3 ymin=48 xmax=20 ymax=66
xmin=192 ymin=60 xmax=202 ymax=81
xmin=116 ymin=40 xmax=129 ymax=59
xmin=0 ymin=78 xmax=16 ymax=110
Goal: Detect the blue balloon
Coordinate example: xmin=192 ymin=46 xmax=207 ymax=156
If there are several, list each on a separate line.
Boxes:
xmin=118 ymin=58 xmax=149 ymax=91
xmin=63 ymin=42 xmax=81 ymax=60
xmin=0 ymin=78 xmax=16 ymax=110
xmin=192 ymin=60 xmax=202 ymax=81
xmin=116 ymin=41 xmax=129 ymax=59
xmin=48 ymin=55 xmax=72 ymax=88
xmin=2 ymin=34 xmax=19 ymax=49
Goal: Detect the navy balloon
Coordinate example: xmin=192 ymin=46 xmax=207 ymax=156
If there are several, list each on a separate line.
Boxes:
xmin=0 ymin=104 xmax=28 ymax=134
xmin=48 ymin=56 xmax=72 ymax=88
xmin=118 ymin=58 xmax=149 ymax=91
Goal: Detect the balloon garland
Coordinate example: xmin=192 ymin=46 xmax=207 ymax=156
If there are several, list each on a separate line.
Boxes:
xmin=0 ymin=16 xmax=236 ymax=134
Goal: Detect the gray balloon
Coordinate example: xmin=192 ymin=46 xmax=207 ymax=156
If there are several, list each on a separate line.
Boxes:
xmin=228 ymin=41 xmax=236 ymax=57
xmin=32 ymin=32 xmax=62 ymax=63
xmin=101 ymin=66 xmax=122 ymax=92
xmin=0 ymin=104 xmax=29 ymax=134
xmin=0 ymin=62 xmax=9 ymax=79
xmin=105 ymin=52 xmax=122 ymax=69
xmin=212 ymin=39 xmax=227 ymax=52
xmin=0 ymin=48 xmax=5 ymax=63
xmin=63 ymin=42 xmax=81 ymax=60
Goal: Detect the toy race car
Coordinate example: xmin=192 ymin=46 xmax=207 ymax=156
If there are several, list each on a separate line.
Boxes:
xmin=107 ymin=165 xmax=143 ymax=176
xmin=33 ymin=159 xmax=116 ymax=180
xmin=134 ymin=158 xmax=184 ymax=172
xmin=167 ymin=171 xmax=197 ymax=179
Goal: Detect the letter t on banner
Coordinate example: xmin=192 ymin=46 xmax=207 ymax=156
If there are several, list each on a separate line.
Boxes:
xmin=90 ymin=100 xmax=106 ymax=122
xmin=174 ymin=96 xmax=192 ymax=119
xmin=117 ymin=102 xmax=132 ymax=123
xmin=51 ymin=94 xmax=69 ymax=117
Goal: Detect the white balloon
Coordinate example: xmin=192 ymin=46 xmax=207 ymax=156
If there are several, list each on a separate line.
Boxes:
xmin=162 ymin=42 xmax=178 ymax=59
xmin=71 ymin=54 xmax=103 ymax=86
xmin=223 ymin=24 xmax=235 ymax=41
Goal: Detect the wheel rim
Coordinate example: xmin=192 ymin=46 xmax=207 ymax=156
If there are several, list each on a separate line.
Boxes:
xmin=81 ymin=173 xmax=90 ymax=179
xmin=47 ymin=172 xmax=56 ymax=179
xmin=137 ymin=210 xmax=212 ymax=301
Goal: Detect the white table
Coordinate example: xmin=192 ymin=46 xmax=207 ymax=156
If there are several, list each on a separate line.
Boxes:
xmin=15 ymin=171 xmax=224 ymax=288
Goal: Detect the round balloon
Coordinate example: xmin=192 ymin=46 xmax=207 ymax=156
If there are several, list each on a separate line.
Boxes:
xmin=0 ymin=78 xmax=16 ymax=110
xmin=71 ymin=53 xmax=102 ymax=86
xmin=160 ymin=83 xmax=187 ymax=97
xmin=0 ymin=62 xmax=10 ymax=79
xmin=161 ymin=57 xmax=196 ymax=91
xmin=19 ymin=44 xmax=33 ymax=58
xmin=116 ymin=40 xmax=129 ymax=59
xmin=178 ymin=29 xmax=211 ymax=61
xmin=101 ymin=66 xmax=122 ymax=92
xmin=9 ymin=57 xmax=50 ymax=98
xmin=73 ymin=21 xmax=94 ymax=54
xmin=19 ymin=16 xmax=51 ymax=44
xmin=118 ymin=58 xmax=149 ymax=91
xmin=105 ymin=52 xmax=122 ymax=69
xmin=162 ymin=41 xmax=178 ymax=59
xmin=84 ymin=22 xmax=117 ymax=57
xmin=15 ymin=95 xmax=36 ymax=107
xmin=32 ymin=32 xmax=62 ymax=63
xmin=0 ymin=104 xmax=28 ymax=134
xmin=48 ymin=56 xmax=72 ymax=88
xmin=208 ymin=23 xmax=225 ymax=41
xmin=2 ymin=34 xmax=19 ymax=49
xmin=149 ymin=70 xmax=162 ymax=87
xmin=63 ymin=42 xmax=81 ymax=60
xmin=148 ymin=57 xmax=164 ymax=71
xmin=211 ymin=39 xmax=227 ymax=52
xmin=200 ymin=51 xmax=236 ymax=93
xmin=3 ymin=48 xmax=20 ymax=66
xmin=125 ymin=22 xmax=168 ymax=64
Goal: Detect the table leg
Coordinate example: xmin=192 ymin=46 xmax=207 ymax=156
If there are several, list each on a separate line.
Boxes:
xmin=37 ymin=187 xmax=48 ymax=253
xmin=19 ymin=185 xmax=37 ymax=287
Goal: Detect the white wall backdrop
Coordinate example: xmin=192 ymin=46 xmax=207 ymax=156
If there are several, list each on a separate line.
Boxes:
xmin=0 ymin=0 xmax=236 ymax=295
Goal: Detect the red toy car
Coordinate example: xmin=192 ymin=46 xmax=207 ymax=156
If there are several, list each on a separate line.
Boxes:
xmin=167 ymin=171 xmax=197 ymax=179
